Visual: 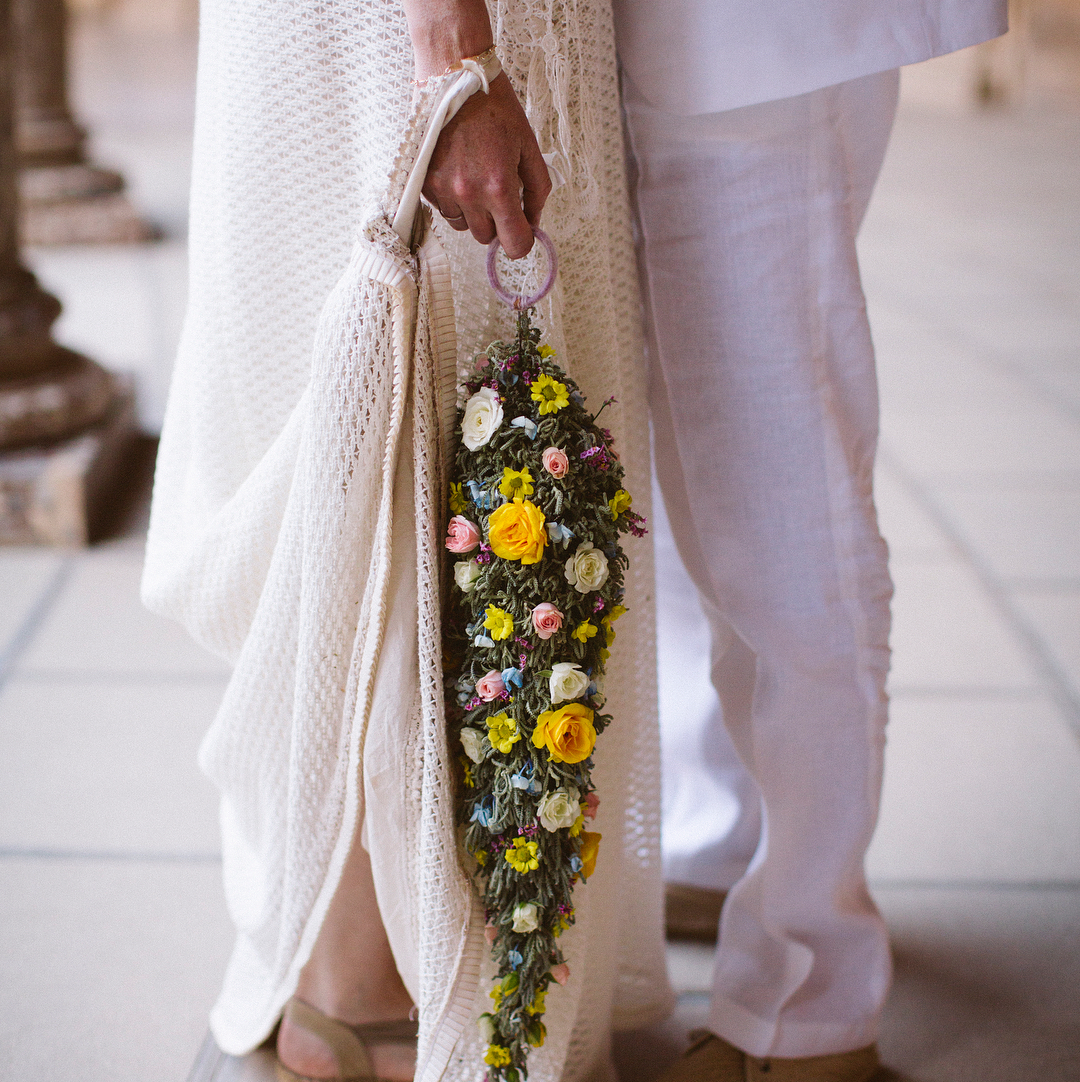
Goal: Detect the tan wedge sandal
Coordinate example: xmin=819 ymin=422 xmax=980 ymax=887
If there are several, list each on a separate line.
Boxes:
xmin=275 ymin=997 xmax=419 ymax=1082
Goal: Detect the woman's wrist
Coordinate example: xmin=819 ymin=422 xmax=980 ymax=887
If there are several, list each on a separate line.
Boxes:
xmin=404 ymin=0 xmax=495 ymax=80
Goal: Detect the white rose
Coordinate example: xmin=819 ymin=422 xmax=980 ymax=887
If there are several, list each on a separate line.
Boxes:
xmin=461 ymin=386 xmax=504 ymax=451
xmin=460 ymin=727 xmax=485 ymax=763
xmin=538 ymin=786 xmax=581 ymax=832
xmin=550 ymin=662 xmax=590 ymax=705
xmin=564 ymin=542 xmax=609 ymax=594
xmin=477 ymin=1014 xmax=496 ymax=1043
xmin=454 ymin=558 xmax=482 ymax=593
xmin=511 ymin=902 xmax=540 ymax=933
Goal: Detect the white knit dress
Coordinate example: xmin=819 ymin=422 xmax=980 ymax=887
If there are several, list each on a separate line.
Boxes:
xmin=142 ymin=1 xmax=672 ymax=1078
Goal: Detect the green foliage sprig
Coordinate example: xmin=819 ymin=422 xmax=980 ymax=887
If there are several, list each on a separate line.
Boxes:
xmin=444 ymin=311 xmax=645 ymax=1079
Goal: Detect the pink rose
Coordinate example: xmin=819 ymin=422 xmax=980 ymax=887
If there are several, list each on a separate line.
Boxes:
xmin=445 ymin=515 xmax=481 ymax=553
xmin=531 ymin=602 xmax=564 ymax=640
xmin=583 ymin=791 xmax=600 ymax=820
xmin=484 ymin=922 xmax=498 ymax=945
xmin=542 ymin=446 xmax=569 ymax=478
xmin=551 ymin=963 xmax=571 ymax=985
xmin=475 ymin=670 xmax=506 ymax=702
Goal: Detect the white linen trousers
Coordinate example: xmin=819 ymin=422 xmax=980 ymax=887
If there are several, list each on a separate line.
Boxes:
xmin=623 ymin=69 xmax=900 ymax=1058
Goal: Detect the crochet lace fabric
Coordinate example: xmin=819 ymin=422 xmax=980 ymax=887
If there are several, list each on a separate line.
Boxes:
xmin=142 ymin=1 xmax=671 ymax=1077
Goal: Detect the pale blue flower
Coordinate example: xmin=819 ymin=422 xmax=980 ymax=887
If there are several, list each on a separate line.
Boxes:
xmin=467 ymin=480 xmax=494 ymax=510
xmin=510 ymin=763 xmax=542 ymax=795
xmin=471 ymin=796 xmax=496 ymax=828
xmin=546 ymin=521 xmax=574 ymax=547
xmin=510 ymin=415 xmax=539 ymax=439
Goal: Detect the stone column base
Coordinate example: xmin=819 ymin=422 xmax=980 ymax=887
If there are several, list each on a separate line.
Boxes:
xmin=0 ymin=377 xmax=137 ymax=545
xmin=20 ymin=163 xmax=155 ymax=245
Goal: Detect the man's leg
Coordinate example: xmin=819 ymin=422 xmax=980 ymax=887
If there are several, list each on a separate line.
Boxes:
xmin=625 ymin=69 xmax=899 ymax=1058
xmin=653 ymin=476 xmax=761 ymax=895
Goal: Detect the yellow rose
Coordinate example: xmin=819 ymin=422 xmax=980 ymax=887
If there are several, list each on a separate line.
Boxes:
xmin=579 ymin=831 xmax=601 ymax=879
xmin=532 ymin=703 xmax=597 ymax=764
xmin=488 ymin=498 xmax=547 ymax=565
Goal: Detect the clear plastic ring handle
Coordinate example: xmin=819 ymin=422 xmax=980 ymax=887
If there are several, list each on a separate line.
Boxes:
xmin=486 ymin=228 xmax=557 ymax=310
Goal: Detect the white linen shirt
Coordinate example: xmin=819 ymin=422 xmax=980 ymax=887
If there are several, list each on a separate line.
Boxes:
xmin=612 ymin=0 xmax=1008 ymax=115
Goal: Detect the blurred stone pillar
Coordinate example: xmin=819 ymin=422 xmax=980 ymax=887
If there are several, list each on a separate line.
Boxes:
xmin=14 ymin=0 xmax=153 ymax=244
xmin=1 ymin=0 xmax=135 ymax=544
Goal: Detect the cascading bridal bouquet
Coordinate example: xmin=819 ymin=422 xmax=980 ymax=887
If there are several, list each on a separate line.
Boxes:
xmin=443 ymin=234 xmax=645 ymax=1080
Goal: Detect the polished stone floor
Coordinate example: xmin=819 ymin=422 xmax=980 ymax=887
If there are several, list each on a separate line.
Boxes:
xmin=1 ymin=21 xmax=1078 ymax=1082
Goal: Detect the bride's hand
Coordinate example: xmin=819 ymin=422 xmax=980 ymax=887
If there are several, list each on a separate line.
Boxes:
xmin=402 ymin=0 xmax=549 ymax=258
xmin=422 ymin=71 xmax=551 ymax=259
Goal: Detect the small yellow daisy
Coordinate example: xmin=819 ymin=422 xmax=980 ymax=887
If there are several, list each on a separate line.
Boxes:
xmin=499 ymin=466 xmax=535 ymax=499
xmin=531 ymin=373 xmax=570 ymax=415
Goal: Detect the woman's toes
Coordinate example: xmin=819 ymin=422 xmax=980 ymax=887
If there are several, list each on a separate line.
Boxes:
xmin=276 ymin=1015 xmax=339 ymax=1077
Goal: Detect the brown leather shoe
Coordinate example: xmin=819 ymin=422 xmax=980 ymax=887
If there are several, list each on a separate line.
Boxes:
xmin=655 ymin=1031 xmax=744 ymax=1082
xmin=665 ymin=883 xmax=727 ymax=942
xmin=656 ymin=1032 xmax=883 ymax=1082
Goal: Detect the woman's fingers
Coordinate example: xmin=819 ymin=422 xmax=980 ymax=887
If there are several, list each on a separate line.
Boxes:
xmin=490 ymin=190 xmax=535 ymax=259
xmin=438 ymin=204 xmax=470 ymax=230
xmin=461 ymin=205 xmax=497 ymax=246
xmin=519 ymin=139 xmax=552 ymax=229
xmin=422 ymin=73 xmax=546 ymax=258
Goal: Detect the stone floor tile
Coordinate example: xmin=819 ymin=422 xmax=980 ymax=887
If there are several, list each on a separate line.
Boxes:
xmin=17 ymin=549 xmax=231 ymax=677
xmin=872 ymin=332 xmax=1044 ymax=424
xmin=866 ymin=697 xmax=1080 ymax=882
xmin=1010 ymin=590 xmax=1080 ymax=698
xmin=0 ymin=549 xmax=64 ymax=661
xmin=874 ymin=469 xmax=955 ymax=562
xmin=0 ymin=856 xmax=232 ymax=1082
xmin=0 ymin=678 xmax=224 ymax=854
xmin=1002 ymin=350 xmax=1080 ymax=422
xmin=873 ymin=886 xmax=1080 ymax=1082
xmin=938 ymin=485 xmax=1080 ymax=585
xmin=880 ymin=406 xmax=1080 ymax=482
xmin=617 ymin=890 xmax=1080 ymax=1082
xmin=187 ymin=1037 xmax=278 ymax=1082
xmin=942 ymin=311 xmax=1080 ymax=359
xmin=887 ymin=561 xmax=1038 ymax=692
xmin=665 ymin=941 xmax=715 ymax=996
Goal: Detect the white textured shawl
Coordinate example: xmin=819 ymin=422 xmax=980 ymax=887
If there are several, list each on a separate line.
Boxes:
xmin=142 ymin=1 xmax=672 ymax=1077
